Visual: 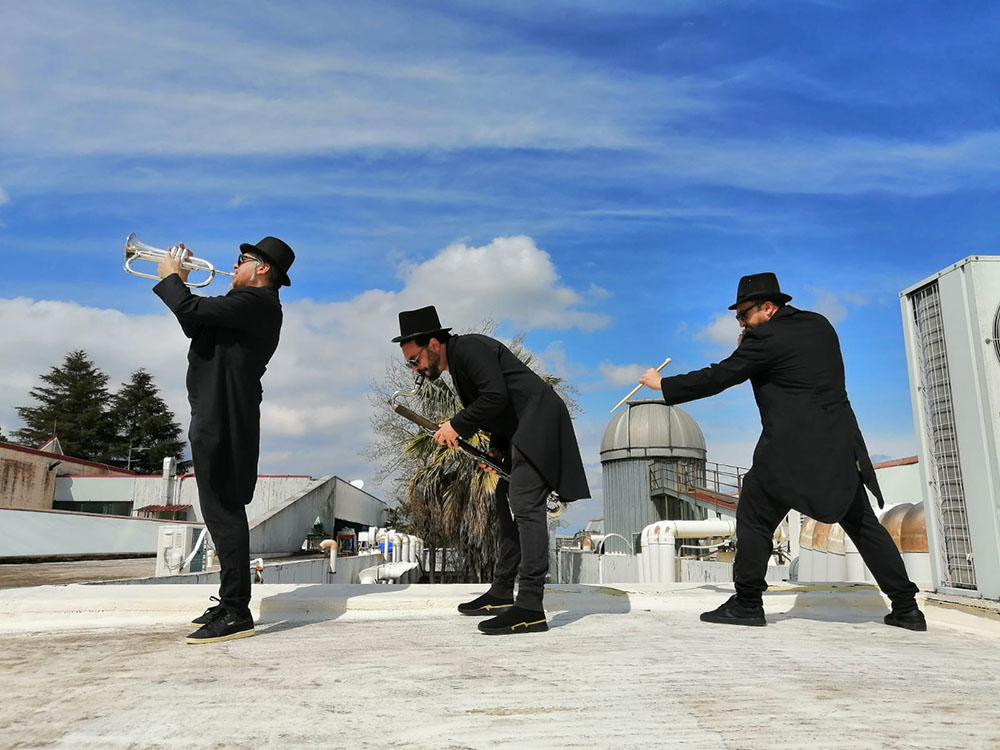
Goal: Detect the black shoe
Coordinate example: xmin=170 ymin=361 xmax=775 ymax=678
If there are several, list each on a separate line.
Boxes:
xmin=478 ymin=606 xmax=548 ymax=635
xmin=458 ymin=592 xmax=514 ymax=616
xmin=884 ymin=608 xmax=927 ymax=632
xmin=190 ymin=596 xmax=222 ymax=626
xmin=186 ymin=608 xmax=255 ymax=644
xmin=700 ymin=595 xmax=766 ymax=627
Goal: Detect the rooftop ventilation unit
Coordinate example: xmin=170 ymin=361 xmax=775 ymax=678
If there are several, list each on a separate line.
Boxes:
xmin=901 ymin=256 xmax=1000 ymax=599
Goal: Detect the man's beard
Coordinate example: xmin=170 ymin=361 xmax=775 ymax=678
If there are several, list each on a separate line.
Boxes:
xmin=422 ymin=349 xmax=443 ymax=380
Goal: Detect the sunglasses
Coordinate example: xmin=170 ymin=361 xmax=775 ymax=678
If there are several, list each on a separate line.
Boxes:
xmin=404 ymin=346 xmax=426 ymax=368
xmin=735 ymin=303 xmax=762 ymax=323
xmin=236 ymin=254 xmax=262 ymax=267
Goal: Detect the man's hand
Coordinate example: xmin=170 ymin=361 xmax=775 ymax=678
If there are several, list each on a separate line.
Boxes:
xmin=639 ymin=368 xmax=663 ymax=392
xmin=157 ymin=244 xmax=191 ymax=282
xmin=433 ymin=420 xmax=460 ymax=450
xmin=479 ymin=448 xmax=502 ymax=474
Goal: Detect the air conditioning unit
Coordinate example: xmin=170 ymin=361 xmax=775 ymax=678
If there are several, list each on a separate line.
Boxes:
xmin=900 ymin=256 xmax=1000 ymax=599
xmin=155 ymin=525 xmax=205 ymax=577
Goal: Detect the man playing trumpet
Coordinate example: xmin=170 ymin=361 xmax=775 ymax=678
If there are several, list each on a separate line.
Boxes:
xmin=393 ymin=306 xmax=590 ymax=634
xmin=154 ymin=237 xmax=294 ymax=644
xmin=638 ymin=273 xmax=925 ymax=631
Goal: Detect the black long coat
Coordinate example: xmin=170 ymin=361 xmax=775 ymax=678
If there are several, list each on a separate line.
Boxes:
xmin=658 ymin=305 xmax=883 ymax=523
xmin=447 ymin=334 xmax=590 ymax=501
xmin=154 ymin=275 xmax=282 ymax=508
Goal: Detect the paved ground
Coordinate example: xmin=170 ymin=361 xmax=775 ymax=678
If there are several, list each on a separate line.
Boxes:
xmin=0 ymin=558 xmax=157 ymax=589
xmin=2 ymin=582 xmax=999 ymax=749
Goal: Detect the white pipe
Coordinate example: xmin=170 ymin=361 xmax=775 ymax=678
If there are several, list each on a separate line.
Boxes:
xmin=319 ymin=538 xmax=338 ymax=574
xmin=358 ymin=561 xmax=418 ymax=584
xmin=400 ymin=534 xmax=411 ymax=565
xmin=640 ymin=519 xmax=738 ymax=584
xmin=639 ymin=526 xmax=652 ymax=583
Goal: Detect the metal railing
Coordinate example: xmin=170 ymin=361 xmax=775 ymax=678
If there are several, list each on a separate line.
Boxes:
xmin=649 ymin=459 xmax=746 ymax=500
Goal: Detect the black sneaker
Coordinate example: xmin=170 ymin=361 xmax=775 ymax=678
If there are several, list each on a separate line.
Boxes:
xmin=186 ymin=608 xmax=255 ymax=644
xmin=700 ymin=595 xmax=767 ymax=627
xmin=478 ymin=606 xmax=548 ymax=635
xmin=457 ymin=592 xmax=514 ymax=616
xmin=884 ymin=608 xmax=927 ymax=632
xmin=190 ymin=596 xmax=222 ymax=626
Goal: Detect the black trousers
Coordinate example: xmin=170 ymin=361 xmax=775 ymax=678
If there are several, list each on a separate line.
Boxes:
xmin=487 ymin=446 xmax=550 ymax=611
xmin=195 ymin=475 xmax=252 ymax=614
xmin=735 ymin=472 xmax=919 ymax=610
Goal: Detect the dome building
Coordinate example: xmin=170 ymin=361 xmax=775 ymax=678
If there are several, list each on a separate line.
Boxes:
xmin=600 ymin=400 xmax=710 ymax=549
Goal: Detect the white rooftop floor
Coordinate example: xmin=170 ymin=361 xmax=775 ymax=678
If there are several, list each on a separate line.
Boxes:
xmin=2 ymin=582 xmax=999 ymax=749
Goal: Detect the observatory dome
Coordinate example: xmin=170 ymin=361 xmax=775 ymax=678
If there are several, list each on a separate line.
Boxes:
xmin=600 ymin=399 xmax=706 ymax=462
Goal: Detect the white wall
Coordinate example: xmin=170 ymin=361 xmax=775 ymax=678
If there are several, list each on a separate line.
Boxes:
xmin=872 ymin=460 xmax=922 ymax=505
xmin=330 ymin=478 xmax=389 ymax=528
xmin=55 ymin=475 xmax=163 ymax=507
xmin=0 ymin=507 xmax=202 ymax=558
xmin=555 ymin=550 xmax=638 ymax=584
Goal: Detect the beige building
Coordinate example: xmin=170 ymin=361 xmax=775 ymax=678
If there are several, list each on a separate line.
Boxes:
xmin=0 ymin=438 xmax=133 ymax=511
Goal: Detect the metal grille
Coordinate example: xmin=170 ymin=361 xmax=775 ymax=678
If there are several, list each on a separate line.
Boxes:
xmin=909 ymin=282 xmax=977 ymax=588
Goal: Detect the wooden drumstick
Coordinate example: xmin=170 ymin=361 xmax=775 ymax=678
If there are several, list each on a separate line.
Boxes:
xmin=609 ymin=357 xmax=672 ymax=414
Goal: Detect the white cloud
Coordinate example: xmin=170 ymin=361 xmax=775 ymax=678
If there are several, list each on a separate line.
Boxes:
xmin=0 ymin=4 xmax=705 ymax=158
xmin=810 ymin=290 xmax=848 ymax=324
xmin=694 ymin=312 xmax=741 ymax=348
xmin=645 ymin=130 xmax=1000 ymax=197
xmin=0 ymin=186 xmax=8 ymax=205
xmin=537 ymin=341 xmax=590 ymax=383
xmin=400 ymin=236 xmax=609 ymax=331
xmin=594 ymin=362 xmax=648 ymax=389
xmin=807 ymin=288 xmax=869 ymax=324
xmin=0 ymin=235 xmax=607 ymax=488
xmin=2 ymin=4 xmax=997 ymax=201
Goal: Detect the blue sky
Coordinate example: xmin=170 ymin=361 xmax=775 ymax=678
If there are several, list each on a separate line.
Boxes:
xmin=2 ymin=1 xmax=998 ymax=530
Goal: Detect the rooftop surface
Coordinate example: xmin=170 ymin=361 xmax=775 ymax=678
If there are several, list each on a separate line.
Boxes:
xmin=2 ymin=582 xmax=999 ymax=749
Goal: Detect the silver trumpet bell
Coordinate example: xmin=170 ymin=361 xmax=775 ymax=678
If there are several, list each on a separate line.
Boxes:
xmin=123 ymin=233 xmax=234 ymax=288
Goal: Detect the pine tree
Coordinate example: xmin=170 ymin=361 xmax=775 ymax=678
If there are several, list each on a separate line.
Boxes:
xmin=13 ymin=350 xmax=116 ymax=461
xmin=0 ymin=425 xmax=8 ymax=443
xmin=107 ymin=369 xmax=190 ymax=474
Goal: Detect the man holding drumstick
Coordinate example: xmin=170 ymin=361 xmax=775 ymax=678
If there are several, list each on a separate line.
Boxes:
xmin=638 ymin=272 xmax=925 ymax=631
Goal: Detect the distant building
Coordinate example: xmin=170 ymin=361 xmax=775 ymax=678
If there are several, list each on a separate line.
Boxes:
xmin=600 ymin=400 xmax=712 ymax=550
xmin=0 ymin=438 xmax=133 ymax=512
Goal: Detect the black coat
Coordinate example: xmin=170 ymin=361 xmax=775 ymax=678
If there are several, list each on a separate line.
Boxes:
xmin=447 ymin=334 xmax=590 ymax=501
xmin=154 ymin=275 xmax=282 ymax=508
xmin=658 ymin=305 xmax=883 ymax=523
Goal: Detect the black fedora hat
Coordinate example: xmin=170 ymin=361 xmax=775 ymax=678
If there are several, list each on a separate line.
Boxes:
xmin=728 ymin=272 xmax=792 ymax=310
xmin=392 ymin=305 xmax=452 ymax=343
xmin=240 ymin=236 xmax=295 ymax=287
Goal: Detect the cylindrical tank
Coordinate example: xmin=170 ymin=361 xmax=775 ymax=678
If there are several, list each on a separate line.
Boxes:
xmin=798 ymin=516 xmax=816 ymax=582
xmin=879 ymin=503 xmax=912 ymax=553
xmin=843 ymin=532 xmax=868 ymax=583
xmin=825 ymin=524 xmax=847 ymax=581
xmin=900 ymin=502 xmax=931 ymax=589
xmin=811 ymin=522 xmax=831 ymax=581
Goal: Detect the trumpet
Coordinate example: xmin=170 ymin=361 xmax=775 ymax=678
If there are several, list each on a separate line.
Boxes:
xmin=390 ymin=376 xmax=567 ymax=518
xmin=124 ymin=233 xmax=234 ymax=288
